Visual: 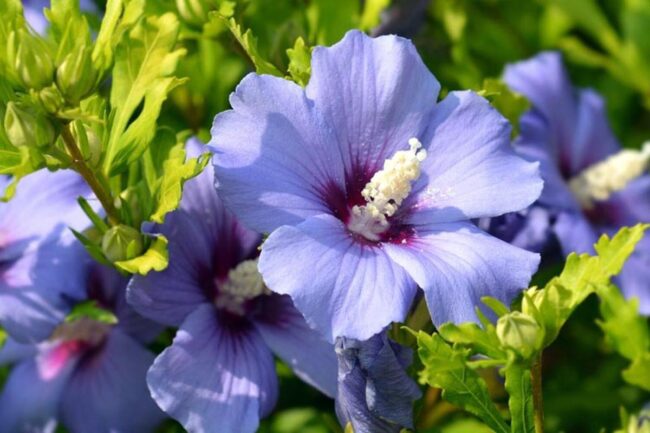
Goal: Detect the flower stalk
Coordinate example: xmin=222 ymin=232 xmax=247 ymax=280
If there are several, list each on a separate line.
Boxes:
xmin=60 ymin=124 xmax=121 ymax=226
xmin=532 ymin=355 xmax=544 ymax=433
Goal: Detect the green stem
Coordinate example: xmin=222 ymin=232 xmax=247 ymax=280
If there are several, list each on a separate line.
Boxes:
xmin=406 ymin=297 xmax=432 ymax=331
xmin=60 ymin=124 xmax=121 ymax=226
xmin=532 ymin=356 xmax=544 ymax=433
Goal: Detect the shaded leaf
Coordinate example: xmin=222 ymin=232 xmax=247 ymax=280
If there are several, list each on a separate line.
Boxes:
xmin=504 ymin=363 xmax=535 ymax=433
xmin=417 ymin=331 xmax=509 ymax=433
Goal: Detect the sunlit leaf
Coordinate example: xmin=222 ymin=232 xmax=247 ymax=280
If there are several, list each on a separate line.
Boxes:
xmin=115 ymin=234 xmax=168 ymax=275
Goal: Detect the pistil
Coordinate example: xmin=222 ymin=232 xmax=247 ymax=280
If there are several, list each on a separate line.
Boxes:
xmin=569 ymin=142 xmax=650 ymax=209
xmin=348 ymin=138 xmax=427 ymax=241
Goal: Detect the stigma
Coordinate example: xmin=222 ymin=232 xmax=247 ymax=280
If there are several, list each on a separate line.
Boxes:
xmin=569 ymin=142 xmax=650 ymax=209
xmin=215 ymin=259 xmax=270 ymax=315
xmin=348 ymin=138 xmax=427 ymax=241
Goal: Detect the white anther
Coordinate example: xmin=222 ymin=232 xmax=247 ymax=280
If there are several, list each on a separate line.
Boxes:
xmin=348 ymin=138 xmax=426 ymax=241
xmin=569 ymin=142 xmax=650 ymax=208
xmin=215 ymin=259 xmax=270 ymax=315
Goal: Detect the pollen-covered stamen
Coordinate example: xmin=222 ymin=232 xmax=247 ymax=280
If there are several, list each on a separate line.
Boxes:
xmin=50 ymin=317 xmax=112 ymax=346
xmin=215 ymin=259 xmax=270 ymax=315
xmin=348 ymin=138 xmax=427 ymax=241
xmin=569 ymin=142 xmax=650 ymax=209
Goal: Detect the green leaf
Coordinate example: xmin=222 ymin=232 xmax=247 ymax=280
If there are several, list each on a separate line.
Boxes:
xmin=306 ymin=0 xmax=360 ymax=45
xmin=594 ymin=224 xmax=650 ymax=279
xmin=78 ymin=196 xmax=109 ymax=234
xmin=359 ymin=0 xmax=390 ymax=31
xmin=70 ymin=228 xmax=112 ymax=266
xmin=65 ymin=299 xmax=118 ymax=325
xmin=115 ymin=234 xmax=168 ymax=275
xmin=596 ymin=283 xmax=649 ymax=361
xmin=481 ymin=296 xmax=510 ymax=317
xmin=92 ymin=0 xmax=145 ymax=73
xmin=105 ymin=12 xmax=186 ymax=175
xmin=504 ymin=363 xmax=535 ymax=433
xmin=417 ymin=331 xmax=509 ymax=433
xmin=0 ymin=327 xmax=6 ymax=349
xmin=150 ymin=145 xmax=210 ymax=223
xmin=220 ymin=16 xmax=283 ymax=77
xmin=525 ymin=224 xmax=649 ymax=348
xmin=286 ymin=37 xmax=312 ymax=87
xmin=478 ymin=79 xmax=530 ymax=137
xmin=549 ymin=0 xmax=621 ymax=54
xmin=438 ymin=322 xmax=505 ymax=360
xmin=622 ymin=353 xmax=650 ymax=391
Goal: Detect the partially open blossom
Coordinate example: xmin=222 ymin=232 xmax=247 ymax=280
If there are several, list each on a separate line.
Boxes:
xmin=127 ymin=139 xmax=337 ymax=433
xmin=335 ymin=332 xmax=421 ymax=433
xmin=0 ymin=170 xmax=91 ymax=343
xmin=492 ymin=52 xmax=650 ymax=313
xmin=0 ymin=263 xmax=164 ymax=433
xmin=210 ymin=30 xmax=542 ymax=342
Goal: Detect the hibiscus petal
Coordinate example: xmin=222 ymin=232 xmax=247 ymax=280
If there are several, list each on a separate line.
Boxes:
xmin=570 ymin=89 xmax=620 ymax=173
xmin=147 ymin=304 xmax=278 ymax=433
xmin=617 ymin=236 xmax=650 ymax=315
xmin=335 ymin=334 xmax=420 ymax=432
xmin=0 ymin=338 xmax=37 ymax=366
xmin=592 ymin=176 xmax=650 ymax=228
xmin=253 ymin=294 xmax=337 ymax=397
xmin=60 ymin=329 xmax=164 ymax=433
xmin=0 ymin=169 xmax=90 ymax=242
xmin=130 ymin=137 xmax=260 ymax=327
xmin=210 ymin=73 xmax=344 ymax=233
xmin=383 ymin=222 xmax=539 ymax=325
xmin=0 ymin=170 xmax=91 ymax=343
xmin=0 ymin=241 xmax=89 ymax=343
xmin=553 ymin=211 xmax=599 ymax=256
xmin=0 ymin=342 xmax=81 ymax=433
xmin=408 ymin=91 xmax=542 ymax=224
xmin=306 ymin=30 xmax=440 ymax=177
xmin=504 ymin=51 xmax=577 ymax=153
xmin=259 ymin=214 xmax=417 ymax=342
xmin=515 ymin=112 xmax=579 ymax=210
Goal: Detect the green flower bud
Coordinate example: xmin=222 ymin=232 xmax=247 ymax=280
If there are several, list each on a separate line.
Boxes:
xmin=496 ymin=311 xmax=543 ymax=360
xmin=39 ymin=85 xmax=65 ymax=114
xmin=7 ymin=30 xmax=55 ymax=90
xmin=56 ymin=44 xmax=98 ymax=103
xmin=4 ymin=102 xmax=55 ymax=148
xmin=176 ymin=0 xmax=209 ymax=26
xmin=101 ymin=225 xmax=144 ymax=262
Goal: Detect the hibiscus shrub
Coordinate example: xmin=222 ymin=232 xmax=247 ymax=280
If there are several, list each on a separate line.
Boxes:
xmin=0 ymin=1 xmax=649 ymax=433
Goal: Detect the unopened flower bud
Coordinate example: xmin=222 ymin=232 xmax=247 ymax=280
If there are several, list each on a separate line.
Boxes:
xmin=176 ymin=0 xmax=209 ymax=26
xmin=7 ymin=29 xmax=54 ymax=89
xmin=39 ymin=85 xmax=65 ymax=114
xmin=4 ymin=102 xmax=55 ymax=148
xmin=56 ymin=44 xmax=98 ymax=103
xmin=101 ymin=225 xmax=143 ymax=262
xmin=496 ymin=311 xmax=543 ymax=359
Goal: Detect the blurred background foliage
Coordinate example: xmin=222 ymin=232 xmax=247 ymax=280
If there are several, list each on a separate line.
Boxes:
xmin=7 ymin=0 xmax=650 ymax=432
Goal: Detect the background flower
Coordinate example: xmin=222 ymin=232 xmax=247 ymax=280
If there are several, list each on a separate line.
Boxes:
xmin=127 ymin=139 xmax=337 ymax=433
xmin=0 ymin=170 xmax=91 ymax=343
xmin=492 ymin=52 xmax=650 ymax=313
xmin=0 ymin=262 xmax=164 ymax=433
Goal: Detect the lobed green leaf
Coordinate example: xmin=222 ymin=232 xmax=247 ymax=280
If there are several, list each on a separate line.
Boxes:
xmin=417 ymin=331 xmax=510 ymax=433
